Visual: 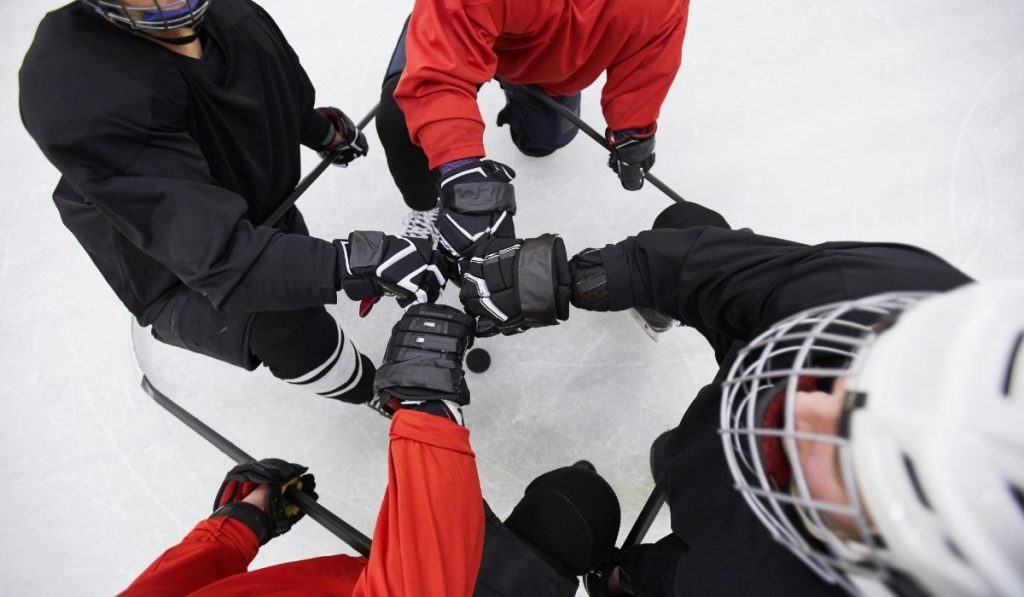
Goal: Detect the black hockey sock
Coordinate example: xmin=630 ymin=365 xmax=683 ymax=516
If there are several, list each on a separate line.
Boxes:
xmin=250 ymin=307 xmax=375 ymax=404
xmin=377 ymin=74 xmax=440 ymax=211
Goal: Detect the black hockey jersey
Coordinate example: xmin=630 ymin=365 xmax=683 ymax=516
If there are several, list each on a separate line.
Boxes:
xmin=20 ymin=0 xmax=339 ymax=324
xmin=596 ymin=227 xmax=972 ymax=595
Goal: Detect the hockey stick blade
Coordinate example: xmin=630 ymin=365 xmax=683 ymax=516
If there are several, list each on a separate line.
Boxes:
xmin=138 ymin=375 xmax=373 ymax=557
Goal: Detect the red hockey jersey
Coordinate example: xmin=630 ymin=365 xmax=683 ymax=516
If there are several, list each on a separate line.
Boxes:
xmin=395 ymin=0 xmax=690 ymax=168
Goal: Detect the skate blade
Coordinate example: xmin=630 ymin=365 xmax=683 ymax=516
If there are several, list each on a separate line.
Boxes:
xmin=629 ymin=309 xmax=662 ymax=343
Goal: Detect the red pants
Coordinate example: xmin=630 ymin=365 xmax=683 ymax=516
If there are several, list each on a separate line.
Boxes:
xmin=122 ymin=411 xmax=485 ymax=596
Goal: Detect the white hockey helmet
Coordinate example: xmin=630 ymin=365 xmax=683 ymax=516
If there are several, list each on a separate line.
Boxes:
xmin=720 ymin=280 xmax=1024 ymax=596
xmin=80 ymin=0 xmax=210 ymax=32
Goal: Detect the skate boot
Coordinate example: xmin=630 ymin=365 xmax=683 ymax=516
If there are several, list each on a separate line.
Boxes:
xmin=402 ymin=205 xmax=439 ymax=243
xmin=629 ymin=307 xmax=678 ymax=341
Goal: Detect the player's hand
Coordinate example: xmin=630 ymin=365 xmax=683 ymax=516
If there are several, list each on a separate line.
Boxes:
xmin=336 ymin=232 xmax=446 ymax=307
xmin=371 ymin=304 xmax=475 ymax=423
xmin=607 ymin=128 xmax=655 ymax=191
xmin=316 ymin=107 xmax=368 ymax=167
xmin=211 ymin=458 xmax=317 ymax=545
xmin=436 ymin=159 xmax=517 ymax=269
xmin=459 ymin=234 xmax=571 ymax=337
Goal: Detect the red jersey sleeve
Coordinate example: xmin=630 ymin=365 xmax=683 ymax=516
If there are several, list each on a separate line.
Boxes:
xmin=601 ymin=0 xmax=690 ymax=132
xmin=120 ymin=515 xmax=260 ymax=596
xmin=394 ymin=0 xmax=501 ymax=169
xmin=352 ymin=410 xmax=485 ymax=597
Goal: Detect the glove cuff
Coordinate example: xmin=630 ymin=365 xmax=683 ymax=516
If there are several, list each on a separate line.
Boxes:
xmin=212 ymin=502 xmax=271 ymax=544
xmin=438 ymin=160 xmax=518 ymax=215
xmin=517 ymin=234 xmax=571 ymax=326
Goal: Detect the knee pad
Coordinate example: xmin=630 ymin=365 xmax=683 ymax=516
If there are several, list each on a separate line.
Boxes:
xmin=250 ymin=308 xmax=375 ymax=404
xmin=497 ymin=83 xmax=581 ymax=158
xmin=652 ymin=202 xmax=731 ymax=230
xmin=505 ymin=463 xmax=621 ymax=574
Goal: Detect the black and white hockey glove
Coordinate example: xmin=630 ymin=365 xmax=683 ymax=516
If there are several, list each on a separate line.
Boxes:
xmin=607 ymin=129 xmax=656 ymax=191
xmin=316 ymin=107 xmax=369 ymax=167
xmin=371 ymin=304 xmax=475 ymax=424
xmin=436 ymin=159 xmax=517 ymax=266
xmin=212 ymin=458 xmax=317 ymax=545
xmin=460 ymin=234 xmax=571 ymax=337
xmin=335 ymin=231 xmax=446 ymax=306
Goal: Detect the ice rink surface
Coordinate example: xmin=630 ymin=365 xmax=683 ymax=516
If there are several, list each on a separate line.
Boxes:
xmin=1 ymin=0 xmax=1022 ymax=594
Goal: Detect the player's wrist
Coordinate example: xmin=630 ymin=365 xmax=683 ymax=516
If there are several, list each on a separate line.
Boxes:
xmin=211 ymin=501 xmax=272 ymax=544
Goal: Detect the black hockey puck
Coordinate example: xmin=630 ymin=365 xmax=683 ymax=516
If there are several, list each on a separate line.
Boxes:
xmin=466 ymin=348 xmax=491 ymax=373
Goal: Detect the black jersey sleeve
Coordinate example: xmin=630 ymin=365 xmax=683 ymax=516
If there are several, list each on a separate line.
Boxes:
xmin=74 ymin=129 xmax=340 ymax=313
xmin=595 ymin=226 xmax=972 ymax=342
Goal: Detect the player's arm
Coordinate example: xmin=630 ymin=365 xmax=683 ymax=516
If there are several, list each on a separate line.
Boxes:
xmin=354 ymin=305 xmax=484 ymax=597
xmin=75 ymin=156 xmax=441 ymax=312
xmin=602 ymin=1 xmax=689 ymax=191
xmin=122 ymin=461 xmax=316 ymax=595
xmin=570 ymin=226 xmax=974 ymax=339
xmin=393 ymin=0 xmax=500 ymax=169
xmin=458 ymin=225 xmax=971 ymax=342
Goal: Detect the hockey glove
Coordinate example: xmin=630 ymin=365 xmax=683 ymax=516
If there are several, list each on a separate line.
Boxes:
xmin=607 ymin=128 xmax=656 ymax=191
xmin=335 ymin=231 xmax=446 ymax=307
xmin=212 ymin=458 xmax=317 ymax=545
xmin=316 ymin=107 xmax=369 ymax=167
xmin=436 ymin=159 xmax=517 ymax=267
xmin=460 ymin=234 xmax=571 ymax=337
xmin=371 ymin=304 xmax=475 ymax=423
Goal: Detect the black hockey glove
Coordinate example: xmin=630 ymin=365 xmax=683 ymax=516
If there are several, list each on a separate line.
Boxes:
xmin=212 ymin=458 xmax=317 ymax=545
xmin=371 ymin=304 xmax=475 ymax=423
xmin=316 ymin=107 xmax=369 ymax=167
xmin=436 ymin=159 xmax=517 ymax=267
xmin=607 ymin=129 xmax=656 ymax=191
xmin=335 ymin=232 xmax=446 ymax=307
xmin=460 ymin=234 xmax=571 ymax=337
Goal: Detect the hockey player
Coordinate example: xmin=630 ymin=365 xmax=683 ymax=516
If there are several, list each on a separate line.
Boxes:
xmin=375 ymin=0 xmax=690 ymax=271
xmin=20 ymin=0 xmax=445 ymax=407
xmin=122 ymin=304 xmax=623 ymax=596
xmin=457 ymin=202 xmax=1024 ymax=595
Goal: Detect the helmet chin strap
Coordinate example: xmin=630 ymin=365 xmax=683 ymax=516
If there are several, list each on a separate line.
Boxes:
xmin=137 ymin=28 xmax=200 ymax=45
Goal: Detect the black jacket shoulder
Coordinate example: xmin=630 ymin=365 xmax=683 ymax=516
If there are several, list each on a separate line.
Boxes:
xmin=20 ymin=3 xmax=173 ymax=185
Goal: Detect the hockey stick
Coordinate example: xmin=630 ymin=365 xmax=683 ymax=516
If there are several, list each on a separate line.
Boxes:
xmin=621 ymin=477 xmax=667 ymax=549
xmin=263 ymin=104 xmax=381 ymax=227
xmin=523 ymin=86 xmax=686 ymax=205
xmin=138 ymin=374 xmax=374 ymax=557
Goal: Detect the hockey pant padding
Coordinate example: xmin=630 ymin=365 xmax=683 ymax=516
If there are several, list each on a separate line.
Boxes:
xmin=149 ymin=288 xmax=260 ymax=370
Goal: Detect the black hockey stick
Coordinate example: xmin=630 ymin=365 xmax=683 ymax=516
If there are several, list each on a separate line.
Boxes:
xmin=523 ymin=86 xmax=686 ymax=205
xmin=138 ymin=374 xmax=373 ymax=557
xmin=621 ymin=476 xmax=667 ymax=549
xmin=263 ymin=104 xmax=380 ymax=227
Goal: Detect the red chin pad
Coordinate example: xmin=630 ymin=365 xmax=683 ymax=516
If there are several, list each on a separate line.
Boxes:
xmin=759 ymin=376 xmax=817 ymax=486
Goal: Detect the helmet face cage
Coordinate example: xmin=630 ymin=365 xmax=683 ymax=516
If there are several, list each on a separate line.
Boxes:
xmin=720 ymin=293 xmax=931 ymax=594
xmin=81 ymin=0 xmax=210 ymax=32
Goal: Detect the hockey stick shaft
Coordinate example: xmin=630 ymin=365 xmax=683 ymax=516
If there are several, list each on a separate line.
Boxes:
xmin=523 ymin=86 xmax=686 ymax=205
xmin=621 ymin=478 xmax=667 ymax=548
xmin=140 ymin=376 xmax=373 ymax=557
xmin=263 ymin=104 xmax=381 ymax=227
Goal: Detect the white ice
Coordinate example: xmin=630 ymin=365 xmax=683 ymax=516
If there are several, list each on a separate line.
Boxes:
xmin=1 ymin=0 xmax=1023 ymax=594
